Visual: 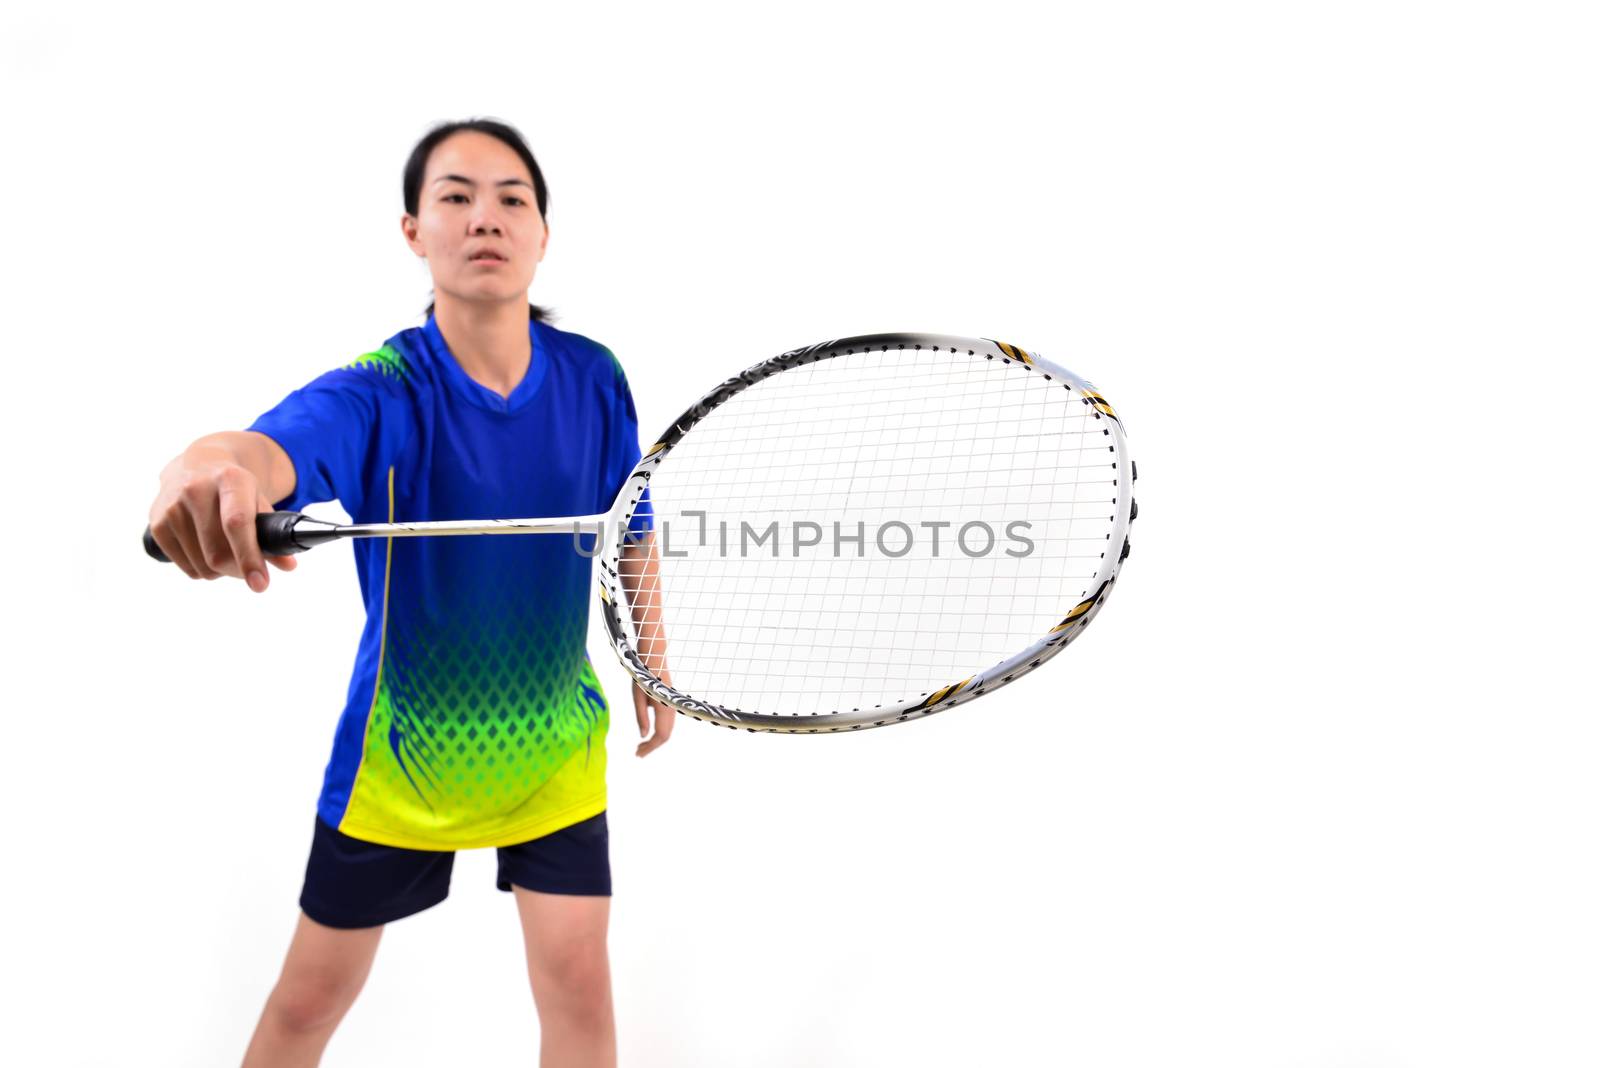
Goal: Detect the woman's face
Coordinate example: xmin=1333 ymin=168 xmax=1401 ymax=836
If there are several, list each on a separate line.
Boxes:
xmin=402 ymin=131 xmax=548 ymax=309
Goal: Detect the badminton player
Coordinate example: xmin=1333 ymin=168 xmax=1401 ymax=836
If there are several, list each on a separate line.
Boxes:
xmin=146 ymin=118 xmax=666 ymax=1068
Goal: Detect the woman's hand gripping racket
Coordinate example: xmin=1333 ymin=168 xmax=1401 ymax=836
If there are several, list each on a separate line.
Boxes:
xmin=145 ymin=333 xmax=1137 ymax=734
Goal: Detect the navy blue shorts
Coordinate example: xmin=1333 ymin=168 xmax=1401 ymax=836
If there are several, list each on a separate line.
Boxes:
xmin=299 ymin=811 xmax=611 ymax=929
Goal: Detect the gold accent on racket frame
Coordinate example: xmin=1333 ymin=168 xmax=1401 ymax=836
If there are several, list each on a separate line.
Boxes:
xmin=991 ymin=340 xmax=1035 ymax=365
xmin=1083 ymin=390 xmax=1120 ymax=423
xmin=915 ymin=676 xmax=975 ymax=711
xmin=1049 ymin=587 xmax=1105 ymax=634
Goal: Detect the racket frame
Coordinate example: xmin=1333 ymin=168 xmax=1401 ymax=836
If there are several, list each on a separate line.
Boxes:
xmin=594 ymin=332 xmax=1135 ymax=734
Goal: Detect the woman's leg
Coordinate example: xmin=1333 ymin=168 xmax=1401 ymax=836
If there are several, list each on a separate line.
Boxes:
xmin=240 ymin=912 xmax=383 ymax=1068
xmin=513 ymin=888 xmax=616 ymax=1068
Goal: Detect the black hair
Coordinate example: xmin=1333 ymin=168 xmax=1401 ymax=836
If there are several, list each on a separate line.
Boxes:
xmin=403 ymin=118 xmax=552 ymax=322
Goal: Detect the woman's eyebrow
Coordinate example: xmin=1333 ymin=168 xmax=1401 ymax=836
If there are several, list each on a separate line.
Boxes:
xmin=432 ymin=174 xmax=535 ymax=189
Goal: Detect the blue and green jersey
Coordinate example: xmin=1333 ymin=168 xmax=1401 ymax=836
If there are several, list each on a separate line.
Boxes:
xmin=249 ymin=314 xmax=649 ymax=850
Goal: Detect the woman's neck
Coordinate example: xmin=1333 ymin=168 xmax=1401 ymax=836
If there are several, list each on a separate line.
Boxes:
xmin=432 ymin=295 xmax=533 ymax=400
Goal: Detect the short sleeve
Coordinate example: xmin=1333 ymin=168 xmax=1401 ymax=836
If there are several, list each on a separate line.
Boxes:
xmin=599 ymin=347 xmax=654 ymax=540
xmin=247 ymin=365 xmax=410 ymax=517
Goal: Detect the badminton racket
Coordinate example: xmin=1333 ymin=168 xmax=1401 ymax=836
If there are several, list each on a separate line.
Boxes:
xmin=145 ymin=332 xmax=1137 ymax=733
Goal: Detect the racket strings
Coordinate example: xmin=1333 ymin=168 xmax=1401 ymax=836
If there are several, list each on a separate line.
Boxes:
xmin=616 ymin=348 xmax=1119 ymax=717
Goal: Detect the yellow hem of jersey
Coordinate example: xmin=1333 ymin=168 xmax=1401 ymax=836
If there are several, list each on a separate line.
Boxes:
xmin=335 ymin=791 xmax=608 ymax=852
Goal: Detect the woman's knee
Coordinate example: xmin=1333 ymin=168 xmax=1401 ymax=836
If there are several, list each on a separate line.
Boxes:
xmin=535 ymin=938 xmax=613 ymax=1015
xmin=268 ymin=969 xmax=364 ymax=1035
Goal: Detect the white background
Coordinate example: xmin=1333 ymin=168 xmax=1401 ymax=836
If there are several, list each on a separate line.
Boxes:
xmin=2 ymin=2 xmax=1596 ymax=1065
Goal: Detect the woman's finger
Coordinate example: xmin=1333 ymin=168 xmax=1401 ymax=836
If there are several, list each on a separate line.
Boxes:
xmin=147 ymin=516 xmax=198 ymax=579
xmin=218 ymin=470 xmax=267 ymax=590
xmin=168 ymin=506 xmax=220 ymax=580
xmin=257 ymin=490 xmax=299 ymax=573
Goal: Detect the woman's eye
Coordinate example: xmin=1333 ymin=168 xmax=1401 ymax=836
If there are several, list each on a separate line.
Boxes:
xmin=443 ymin=193 xmax=468 ymax=203
xmin=503 ymin=196 xmax=525 ymax=206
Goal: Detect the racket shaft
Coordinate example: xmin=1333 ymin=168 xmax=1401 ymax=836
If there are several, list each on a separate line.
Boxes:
xmin=337 ymin=516 xmax=607 ymax=538
xmin=143 ymin=511 xmax=609 ymax=562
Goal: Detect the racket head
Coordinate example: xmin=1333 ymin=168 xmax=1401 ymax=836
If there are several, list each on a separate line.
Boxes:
xmin=598 ymin=332 xmax=1135 ymax=733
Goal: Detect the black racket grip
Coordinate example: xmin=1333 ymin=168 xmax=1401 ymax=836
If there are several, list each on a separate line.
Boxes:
xmin=143 ymin=511 xmax=318 ymax=563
